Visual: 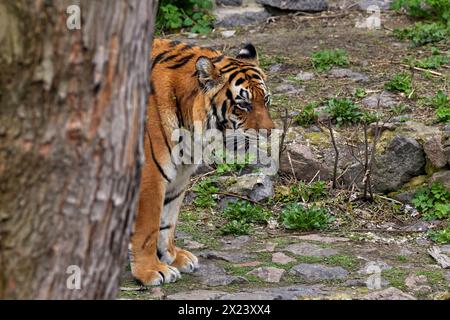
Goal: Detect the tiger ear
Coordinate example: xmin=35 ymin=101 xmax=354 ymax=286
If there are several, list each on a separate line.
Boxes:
xmin=236 ymin=43 xmax=258 ymax=65
xmin=196 ymin=56 xmax=221 ymax=91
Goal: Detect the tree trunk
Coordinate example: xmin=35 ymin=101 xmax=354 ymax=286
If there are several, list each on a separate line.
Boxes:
xmin=0 ymin=0 xmax=157 ymax=299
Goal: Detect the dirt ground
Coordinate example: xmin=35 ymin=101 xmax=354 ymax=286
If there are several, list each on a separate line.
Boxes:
xmin=119 ymin=11 xmax=450 ymax=300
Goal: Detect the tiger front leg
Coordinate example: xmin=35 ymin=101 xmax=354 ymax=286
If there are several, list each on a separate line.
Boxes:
xmin=130 ymin=170 xmax=181 ymax=286
xmin=158 ymin=191 xmax=199 ymax=273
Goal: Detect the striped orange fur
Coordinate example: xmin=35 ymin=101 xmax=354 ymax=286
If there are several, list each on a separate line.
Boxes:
xmin=130 ymin=39 xmax=275 ymax=286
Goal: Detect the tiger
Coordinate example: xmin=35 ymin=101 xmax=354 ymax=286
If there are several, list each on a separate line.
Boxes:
xmin=130 ymin=38 xmax=275 ymax=286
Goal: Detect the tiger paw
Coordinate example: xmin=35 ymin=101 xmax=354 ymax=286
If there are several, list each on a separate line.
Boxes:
xmin=171 ymin=248 xmax=199 ymax=273
xmin=132 ymin=262 xmax=181 ymax=286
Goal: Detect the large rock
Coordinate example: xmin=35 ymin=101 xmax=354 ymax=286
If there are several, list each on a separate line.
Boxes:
xmin=429 ymin=170 xmax=450 ymax=192
xmin=257 ymin=0 xmax=328 ymax=11
xmin=358 ymin=0 xmax=393 ymax=11
xmin=218 ymin=173 xmax=274 ymax=202
xmin=289 ymin=263 xmax=349 ymax=281
xmin=373 ymin=136 xmax=425 ymax=193
xmin=214 ymin=6 xmax=270 ymax=27
xmin=423 ymin=135 xmax=447 ymax=168
xmin=280 ymin=144 xmax=332 ymax=181
xmin=216 ymin=0 xmax=243 ymax=6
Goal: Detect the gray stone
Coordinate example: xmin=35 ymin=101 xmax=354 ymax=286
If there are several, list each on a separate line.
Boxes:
xmin=219 ymin=285 xmax=326 ymax=300
xmin=268 ymin=63 xmax=287 ymax=73
xmin=444 ymin=125 xmax=450 ymax=132
xmin=290 ymin=263 xmax=349 ymax=281
xmin=429 ymin=171 xmax=450 ymax=192
xmin=167 ymin=290 xmax=227 ymax=300
xmin=284 ymin=243 xmax=338 ymax=257
xmin=272 ymin=252 xmax=296 ymax=265
xmin=215 ymin=9 xmax=270 ymax=27
xmin=193 ymin=260 xmax=247 ymax=287
xmin=220 ymin=30 xmax=236 ymax=38
xmin=220 ymin=235 xmax=251 ymax=250
xmin=440 ymin=245 xmax=450 ymax=254
xmin=216 ymin=0 xmax=243 ymax=6
xmin=296 ymin=71 xmax=315 ymax=81
xmin=424 ymin=136 xmax=447 ymax=168
xmin=199 ymin=251 xmax=253 ymax=263
xmin=393 ymin=190 xmax=416 ymax=205
xmin=219 ymin=173 xmax=274 ymax=202
xmin=373 ymin=135 xmax=426 ymax=193
xmin=257 ymin=0 xmax=328 ymax=11
xmin=279 ymin=144 xmax=332 ymax=182
xmin=361 ymin=91 xmax=398 ymax=109
xmin=247 ymin=267 xmax=285 ymax=283
xmin=359 ymin=287 xmax=416 ymax=300
xmin=358 ymin=0 xmax=393 ymax=11
xmin=328 ymin=68 xmax=369 ymax=82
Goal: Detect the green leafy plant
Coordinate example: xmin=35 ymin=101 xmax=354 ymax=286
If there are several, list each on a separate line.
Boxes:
xmin=385 ymin=73 xmax=413 ymax=95
xmin=354 ymin=88 xmax=367 ymax=98
xmin=412 ymin=182 xmax=450 ymax=220
xmin=394 ymin=22 xmax=449 ymax=46
xmin=390 ymin=103 xmax=409 ymax=116
xmin=325 ymin=98 xmax=363 ymax=126
xmin=157 ymin=0 xmax=214 ymax=34
xmin=220 ymin=219 xmax=251 ymax=235
xmin=391 ymin=0 xmax=450 ymax=25
xmin=295 ymin=102 xmax=319 ymax=126
xmin=220 ymin=200 xmax=271 ymax=235
xmin=311 ymin=49 xmax=349 ymax=72
xmin=192 ymin=178 xmax=218 ymax=208
xmin=430 ymin=91 xmax=450 ymax=124
xmin=405 ymin=49 xmax=449 ymax=69
xmin=281 ymin=204 xmax=333 ymax=231
xmin=429 ymin=222 xmax=450 ymax=244
xmin=275 ymin=181 xmax=328 ymax=203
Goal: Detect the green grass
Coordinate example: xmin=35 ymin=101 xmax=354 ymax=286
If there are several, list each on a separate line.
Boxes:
xmin=259 ymin=53 xmax=286 ymax=70
xmin=220 ymin=200 xmax=271 ymax=235
xmin=430 ymin=91 xmax=450 ymax=124
xmin=325 ymin=98 xmax=363 ymax=127
xmin=382 ymin=268 xmax=408 ymax=290
xmin=415 ymin=270 xmax=446 ymax=286
xmin=405 ymin=50 xmax=449 ymax=69
xmin=275 ymin=181 xmax=328 ymax=203
xmin=396 ymin=255 xmax=408 ymax=262
xmin=281 ymin=204 xmax=334 ymax=231
xmin=325 ymin=255 xmax=359 ymax=270
xmin=385 ymin=73 xmax=413 ymax=95
xmin=412 ymin=182 xmax=450 ymax=220
xmin=311 ymin=49 xmax=349 ymax=72
xmin=394 ymin=22 xmax=449 ymax=47
xmin=295 ymin=102 xmax=319 ymax=126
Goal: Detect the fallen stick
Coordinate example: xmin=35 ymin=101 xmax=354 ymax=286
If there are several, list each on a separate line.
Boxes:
xmin=399 ymin=63 xmax=444 ymax=77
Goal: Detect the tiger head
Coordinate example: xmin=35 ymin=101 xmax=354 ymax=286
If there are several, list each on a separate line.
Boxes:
xmin=196 ymin=44 xmax=275 ymax=132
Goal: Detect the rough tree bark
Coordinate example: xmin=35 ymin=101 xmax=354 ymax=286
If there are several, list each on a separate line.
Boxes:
xmin=0 ymin=0 xmax=157 ymax=299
